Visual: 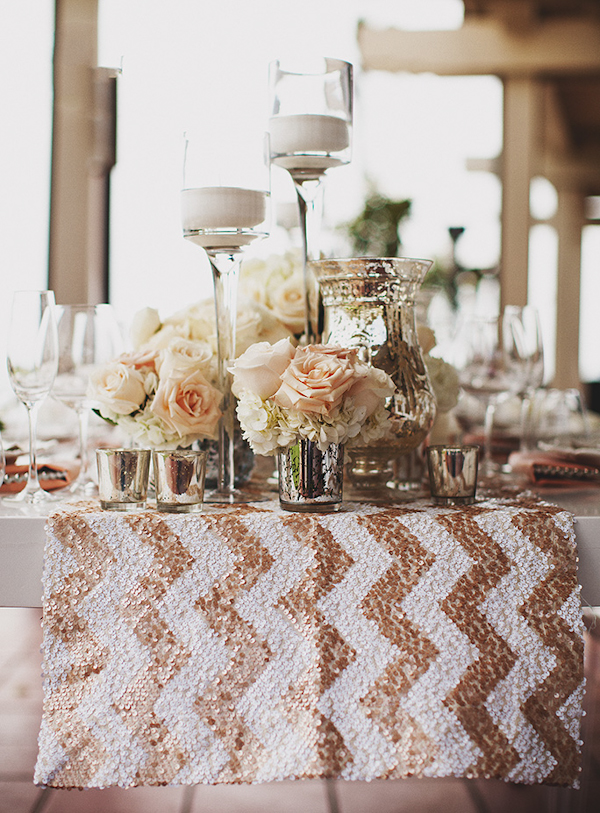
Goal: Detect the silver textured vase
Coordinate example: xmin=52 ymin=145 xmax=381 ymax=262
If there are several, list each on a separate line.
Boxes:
xmin=311 ymin=257 xmax=437 ymax=496
xmin=278 ymin=440 xmax=344 ymax=512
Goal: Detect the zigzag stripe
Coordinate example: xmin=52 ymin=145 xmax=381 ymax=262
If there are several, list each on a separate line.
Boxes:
xmin=439 ymin=510 xmax=520 ymax=777
xmin=193 ymin=513 xmax=274 ymax=782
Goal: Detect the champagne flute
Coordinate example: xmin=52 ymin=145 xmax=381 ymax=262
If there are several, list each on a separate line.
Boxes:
xmin=269 ymin=58 xmax=353 ymax=343
xmin=453 ymin=313 xmax=525 ymax=479
xmin=181 ymin=129 xmax=270 ymax=503
xmin=502 ymin=305 xmax=544 ymax=452
xmin=5 ymin=290 xmax=58 ymax=505
xmin=53 ymin=304 xmax=123 ymax=496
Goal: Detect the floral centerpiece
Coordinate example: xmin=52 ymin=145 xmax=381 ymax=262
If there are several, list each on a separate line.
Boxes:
xmin=417 ymin=323 xmax=461 ymax=444
xmin=89 ymin=298 xmax=294 ymax=451
xmin=230 ymin=339 xmax=395 ymax=456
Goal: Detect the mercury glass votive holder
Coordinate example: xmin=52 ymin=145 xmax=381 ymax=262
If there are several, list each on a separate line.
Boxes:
xmin=153 ymin=450 xmax=207 ymax=513
xmin=427 ymin=445 xmax=479 ymax=506
xmin=96 ymin=448 xmax=151 ymax=511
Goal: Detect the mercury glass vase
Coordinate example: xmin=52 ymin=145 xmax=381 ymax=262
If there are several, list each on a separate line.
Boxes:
xmin=278 ymin=439 xmax=344 ymax=512
xmin=311 ymin=257 xmax=437 ymax=497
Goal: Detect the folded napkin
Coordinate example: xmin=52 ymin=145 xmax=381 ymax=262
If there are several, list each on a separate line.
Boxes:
xmin=0 ymin=463 xmax=75 ymax=493
xmin=508 ymin=449 xmax=600 ymax=487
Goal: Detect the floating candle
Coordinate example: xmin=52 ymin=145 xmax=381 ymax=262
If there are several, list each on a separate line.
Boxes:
xmin=269 ymin=114 xmax=350 ymax=156
xmin=181 ymin=187 xmax=267 ymax=231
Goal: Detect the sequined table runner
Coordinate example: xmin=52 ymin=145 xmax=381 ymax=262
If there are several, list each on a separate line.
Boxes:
xmin=35 ymin=495 xmax=584 ymax=789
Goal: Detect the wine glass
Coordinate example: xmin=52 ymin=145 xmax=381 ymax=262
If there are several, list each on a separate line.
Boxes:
xmin=453 ymin=313 xmax=526 ymax=479
xmin=502 ymin=305 xmax=544 ymax=451
xmin=53 ymin=304 xmax=123 ymax=496
xmin=181 ymin=129 xmax=270 ymax=504
xmin=269 ymin=58 xmax=353 ymax=343
xmin=5 ymin=290 xmax=59 ymax=505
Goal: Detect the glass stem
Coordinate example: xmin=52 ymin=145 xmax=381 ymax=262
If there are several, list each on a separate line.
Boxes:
xmin=76 ymin=407 xmax=90 ymax=484
xmin=483 ymin=399 xmax=497 ymax=477
xmin=24 ymin=402 xmax=42 ymax=494
xmin=210 ymin=254 xmax=240 ymax=496
xmin=295 ymin=178 xmax=324 ymax=344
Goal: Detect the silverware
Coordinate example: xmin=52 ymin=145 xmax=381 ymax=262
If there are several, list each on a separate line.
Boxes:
xmin=532 ymin=463 xmax=600 ymax=482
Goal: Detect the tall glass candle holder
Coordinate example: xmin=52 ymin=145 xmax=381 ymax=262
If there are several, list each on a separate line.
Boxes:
xmin=269 ymin=58 xmax=352 ymax=343
xmin=181 ymin=129 xmax=270 ymax=503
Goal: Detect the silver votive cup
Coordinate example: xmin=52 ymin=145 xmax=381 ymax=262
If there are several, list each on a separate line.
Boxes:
xmin=96 ymin=448 xmax=151 ymax=511
xmin=153 ymin=450 xmax=207 ymax=513
xmin=427 ymin=445 xmax=479 ymax=506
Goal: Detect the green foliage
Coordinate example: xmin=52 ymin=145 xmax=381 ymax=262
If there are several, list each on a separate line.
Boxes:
xmin=345 ymin=192 xmax=411 ymax=258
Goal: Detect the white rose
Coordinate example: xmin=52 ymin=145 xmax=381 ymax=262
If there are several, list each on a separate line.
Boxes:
xmin=231 ymin=338 xmax=296 ymax=400
xmin=130 ymin=307 xmax=161 ymax=349
xmin=89 ymin=361 xmax=148 ymax=416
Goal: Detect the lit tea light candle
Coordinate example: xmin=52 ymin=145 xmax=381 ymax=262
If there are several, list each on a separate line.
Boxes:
xmin=181 ymin=187 xmax=267 ymax=231
xmin=269 ymin=114 xmax=350 ymax=155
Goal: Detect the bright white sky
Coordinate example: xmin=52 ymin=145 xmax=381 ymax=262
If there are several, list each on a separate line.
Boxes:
xmin=1 ymin=0 xmax=600 ymax=415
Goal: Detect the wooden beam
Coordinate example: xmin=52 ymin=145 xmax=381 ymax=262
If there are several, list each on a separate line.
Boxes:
xmin=358 ymin=17 xmax=600 ymax=76
xmin=553 ymin=189 xmax=585 ymax=389
xmin=48 ymin=0 xmax=98 ymax=305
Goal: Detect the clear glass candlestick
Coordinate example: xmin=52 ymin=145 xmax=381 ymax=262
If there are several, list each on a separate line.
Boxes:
xmin=269 ymin=58 xmax=353 ymax=343
xmin=181 ymin=130 xmax=270 ymax=503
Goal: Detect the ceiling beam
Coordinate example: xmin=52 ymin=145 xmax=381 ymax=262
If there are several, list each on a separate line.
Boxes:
xmin=358 ymin=17 xmax=600 ymax=76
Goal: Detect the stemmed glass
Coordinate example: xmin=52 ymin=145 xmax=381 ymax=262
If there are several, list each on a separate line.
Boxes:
xmin=502 ymin=305 xmax=544 ymax=451
xmin=53 ymin=304 xmax=123 ymax=496
xmin=5 ymin=290 xmax=59 ymax=505
xmin=453 ymin=312 xmax=527 ymax=479
xmin=181 ymin=130 xmax=270 ymax=503
xmin=269 ymin=58 xmax=353 ymax=343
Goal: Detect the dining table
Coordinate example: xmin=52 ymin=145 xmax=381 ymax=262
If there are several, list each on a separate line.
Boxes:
xmin=0 ymin=468 xmax=593 ymax=792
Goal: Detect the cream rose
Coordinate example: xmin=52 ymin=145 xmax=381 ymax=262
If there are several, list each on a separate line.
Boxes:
xmin=272 ymin=345 xmax=359 ymax=416
xmin=89 ymin=361 xmax=148 ymax=415
xmin=151 ymin=367 xmax=222 ymax=440
xmin=130 ymin=307 xmax=161 ymax=349
xmin=158 ymin=337 xmax=214 ymax=376
xmin=271 ymin=274 xmax=306 ymax=335
xmin=417 ymin=324 xmax=436 ymax=356
xmin=231 ymin=338 xmax=296 ymax=400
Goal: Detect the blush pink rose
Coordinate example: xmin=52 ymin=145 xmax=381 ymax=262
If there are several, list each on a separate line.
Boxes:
xmin=231 ymin=338 xmax=296 ymax=400
xmin=272 ymin=345 xmax=359 ymax=416
xmin=118 ymin=347 xmax=159 ymax=371
xmin=347 ymin=365 xmax=396 ymax=417
xmin=151 ymin=367 xmax=222 ymax=439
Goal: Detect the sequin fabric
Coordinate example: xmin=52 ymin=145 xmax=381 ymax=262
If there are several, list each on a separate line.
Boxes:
xmin=34 ymin=495 xmax=584 ymax=789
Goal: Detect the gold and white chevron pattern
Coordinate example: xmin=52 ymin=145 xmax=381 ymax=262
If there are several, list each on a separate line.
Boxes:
xmin=34 ymin=496 xmax=584 ymax=789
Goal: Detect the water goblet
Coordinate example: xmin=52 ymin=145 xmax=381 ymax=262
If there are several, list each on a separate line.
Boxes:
xmin=269 ymin=57 xmax=353 ymax=342
xmin=5 ymin=290 xmax=59 ymax=506
xmin=502 ymin=304 xmax=544 ymax=451
xmin=53 ymin=304 xmax=123 ymax=496
xmin=181 ymin=128 xmax=270 ymax=503
xmin=453 ymin=312 xmax=526 ymax=480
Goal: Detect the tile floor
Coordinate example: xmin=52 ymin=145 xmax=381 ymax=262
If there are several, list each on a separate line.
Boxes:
xmin=1 ymin=607 xmax=599 ymax=813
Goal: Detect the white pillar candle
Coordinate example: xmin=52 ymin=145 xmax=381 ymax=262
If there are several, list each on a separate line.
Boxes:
xmin=269 ymin=114 xmax=350 ymax=155
xmin=181 ymin=187 xmax=267 ymax=231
